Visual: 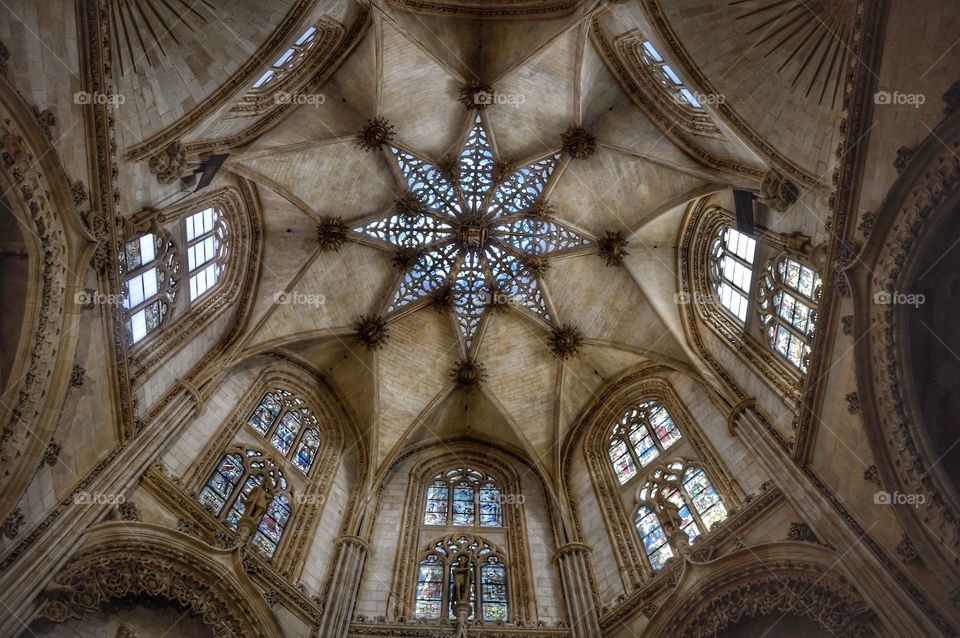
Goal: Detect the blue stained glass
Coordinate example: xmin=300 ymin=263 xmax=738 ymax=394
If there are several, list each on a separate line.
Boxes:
xmin=293 ymin=428 xmax=321 ymax=473
xmin=373 ymin=117 xmax=576 ymax=346
xmin=249 ymin=393 xmax=281 ymax=434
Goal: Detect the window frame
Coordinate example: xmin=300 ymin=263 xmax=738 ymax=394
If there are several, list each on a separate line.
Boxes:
xmin=184 ymin=206 xmax=228 ymax=302
xmin=120 ymin=230 xmax=179 ymax=347
xmin=756 ymin=255 xmax=822 ymax=372
xmin=709 ymin=225 xmax=758 ymax=324
xmin=197 ymin=448 xmax=292 ymax=560
xmin=413 ymin=534 xmax=509 ymax=623
xmin=608 ymin=399 xmax=684 ymax=486
xmin=422 ymin=467 xmax=503 ymax=528
xmin=245 ymin=389 xmax=323 ymax=475
xmin=634 ymin=460 xmax=729 ymax=571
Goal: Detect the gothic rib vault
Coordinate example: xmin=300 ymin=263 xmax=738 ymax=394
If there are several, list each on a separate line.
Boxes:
xmin=230 ymin=14 xmax=712 ymax=478
xmin=1 ymin=0 xmax=960 ymax=637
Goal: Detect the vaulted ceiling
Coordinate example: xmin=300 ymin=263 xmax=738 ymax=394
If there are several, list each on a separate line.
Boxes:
xmin=107 ymin=0 xmax=848 ymax=482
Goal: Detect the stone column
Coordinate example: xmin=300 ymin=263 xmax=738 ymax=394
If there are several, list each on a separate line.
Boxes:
xmin=317 ymin=535 xmax=369 ymax=638
xmin=554 ymin=543 xmax=602 ymax=638
xmin=732 ymin=406 xmax=949 ymax=637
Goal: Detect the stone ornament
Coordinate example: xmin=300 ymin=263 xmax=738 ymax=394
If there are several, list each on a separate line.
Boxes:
xmin=317 ymin=217 xmax=349 ymax=252
xmin=147 ymin=141 xmax=187 ymax=185
xmin=354 ymin=314 xmax=390 ymax=351
xmin=759 ymin=170 xmax=800 ymax=212
xmin=450 ymin=358 xmax=488 ymax=393
xmin=548 ymin=324 xmax=583 ymax=360
xmin=356 ymin=117 xmax=396 ymax=152
xmin=561 ymin=126 xmax=597 ymax=160
xmin=598 ymin=230 xmax=629 ymax=267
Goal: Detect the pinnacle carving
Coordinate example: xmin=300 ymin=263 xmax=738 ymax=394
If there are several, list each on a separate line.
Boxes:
xmin=148 ymin=141 xmax=187 ymax=185
xmin=354 ymin=314 xmax=390 ymax=350
xmin=458 ymin=81 xmax=495 ymax=110
xmin=395 ymin=191 xmax=424 ymax=219
xmin=598 ymin=230 xmax=629 ymax=267
xmin=759 ymin=170 xmax=799 ymax=212
xmin=450 ymin=357 xmax=487 ymax=393
xmin=317 ymin=217 xmax=349 ymax=252
xmin=548 ymin=324 xmax=583 ymax=360
xmin=356 ymin=117 xmax=395 ymax=152
xmin=561 ymin=126 xmax=597 ymax=160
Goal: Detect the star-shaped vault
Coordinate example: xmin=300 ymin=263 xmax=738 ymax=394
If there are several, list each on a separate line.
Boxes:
xmin=354 ymin=113 xmax=592 ymax=352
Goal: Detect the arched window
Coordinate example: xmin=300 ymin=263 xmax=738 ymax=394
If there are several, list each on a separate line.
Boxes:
xmin=636 ymin=39 xmax=703 ymax=109
xmin=635 ymin=505 xmax=672 ymax=571
xmin=247 ymin=389 xmax=322 ymax=474
xmin=756 ymin=256 xmax=822 ymax=372
xmin=608 ymin=400 xmax=683 ymax=484
xmin=710 ymin=225 xmax=757 ymax=322
xmin=121 ymin=232 xmax=179 ymax=345
xmin=636 ymin=461 xmax=728 ymax=571
xmin=197 ymin=449 xmax=292 ymax=559
xmin=185 ymin=207 xmax=228 ymax=301
xmin=413 ymin=534 xmax=508 ymax=622
xmin=251 ymin=25 xmax=321 ymax=90
xmin=423 ymin=467 xmax=502 ymax=527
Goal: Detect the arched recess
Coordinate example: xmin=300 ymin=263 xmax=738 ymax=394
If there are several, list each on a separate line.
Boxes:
xmin=563 ymin=365 xmax=741 ymax=592
xmin=35 ymin=521 xmax=283 ymax=638
xmin=383 ymin=441 xmax=552 ymax=625
xmin=642 ymin=542 xmax=879 ymax=637
xmin=124 ymin=179 xmax=263 ymax=383
xmin=0 ymin=75 xmax=87 ymax=522
xmin=853 ymin=109 xmax=960 ymax=595
xmin=682 ymin=203 xmax=817 ymax=404
xmin=183 ymin=359 xmax=357 ymax=580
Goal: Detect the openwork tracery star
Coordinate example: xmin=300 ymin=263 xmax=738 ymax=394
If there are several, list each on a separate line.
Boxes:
xmin=354 ymin=114 xmax=591 ymax=351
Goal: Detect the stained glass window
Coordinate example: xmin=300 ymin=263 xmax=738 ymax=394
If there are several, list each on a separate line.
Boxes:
xmin=608 ymin=400 xmax=683 ymax=484
xmin=480 ymin=557 xmax=508 ymax=621
xmin=246 ymin=389 xmax=322 ymax=474
xmin=355 ymin=114 xmax=589 ymax=351
xmin=636 ymin=462 xmax=728 ymax=570
xmin=635 ymin=505 xmax=673 ymax=571
xmin=710 ymin=226 xmax=757 ymax=322
xmin=414 ymin=557 xmax=444 ymax=619
xmin=422 ymin=468 xmax=503 ymax=527
xmin=412 ymin=534 xmax=509 ymax=623
xmin=757 ymin=256 xmax=822 ymax=372
xmin=121 ymin=232 xmax=178 ymax=345
xmin=185 ymin=207 xmax=227 ymax=301
xmin=198 ymin=449 xmax=292 ymax=561
xmin=198 ymin=452 xmax=244 ymax=515
xmin=251 ymin=25 xmax=321 ymax=90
